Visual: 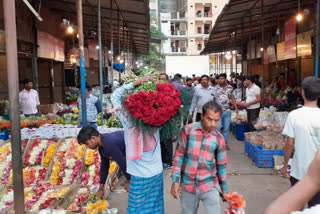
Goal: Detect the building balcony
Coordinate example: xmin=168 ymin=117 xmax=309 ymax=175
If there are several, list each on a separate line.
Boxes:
xmin=170 ymin=31 xmax=187 ymax=36
xmin=161 ymin=12 xmax=187 ymax=21
xmin=171 ymin=47 xmax=188 ymax=53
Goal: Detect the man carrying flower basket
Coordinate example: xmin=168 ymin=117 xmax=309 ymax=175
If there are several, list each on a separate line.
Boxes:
xmin=111 ymin=74 xmax=165 ymax=214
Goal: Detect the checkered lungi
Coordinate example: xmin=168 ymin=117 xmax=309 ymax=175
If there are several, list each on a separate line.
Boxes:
xmin=127 ymin=172 xmax=164 ymax=214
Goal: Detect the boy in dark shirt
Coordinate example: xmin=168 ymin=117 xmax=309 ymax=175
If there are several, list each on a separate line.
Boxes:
xmin=77 ymin=126 xmax=130 ymax=199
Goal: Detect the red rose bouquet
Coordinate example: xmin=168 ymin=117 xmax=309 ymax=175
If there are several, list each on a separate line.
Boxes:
xmin=124 ymin=83 xmax=181 ymax=127
xmin=121 ymin=67 xmax=183 ymax=135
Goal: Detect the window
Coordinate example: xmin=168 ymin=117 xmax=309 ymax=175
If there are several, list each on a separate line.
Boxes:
xmin=204 ymin=24 xmax=211 ymax=34
xmin=198 ymin=43 xmax=202 ymax=50
xmin=197 ymin=27 xmax=202 ymax=34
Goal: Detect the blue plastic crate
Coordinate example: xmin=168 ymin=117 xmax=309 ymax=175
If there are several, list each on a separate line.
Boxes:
xmin=235 ymin=124 xmax=248 ymax=141
xmin=253 ymin=145 xmax=284 ymax=168
xmin=244 ymin=141 xmax=256 ymax=161
xmin=0 ymin=130 xmax=8 ymax=140
xmin=244 ymin=141 xmax=249 ymax=156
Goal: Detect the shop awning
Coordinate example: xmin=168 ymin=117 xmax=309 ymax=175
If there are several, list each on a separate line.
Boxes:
xmin=44 ymin=0 xmax=150 ymax=54
xmin=201 ymin=0 xmax=315 ymax=54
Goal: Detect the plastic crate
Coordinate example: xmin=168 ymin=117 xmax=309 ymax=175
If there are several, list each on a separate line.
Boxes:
xmin=244 ymin=141 xmax=256 ymax=161
xmin=235 ymin=124 xmax=248 ymax=141
xmin=253 ymin=145 xmax=284 ymax=168
xmin=0 ymin=130 xmax=8 ymax=140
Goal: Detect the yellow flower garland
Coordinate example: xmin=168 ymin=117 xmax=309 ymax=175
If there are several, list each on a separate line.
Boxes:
xmin=86 ymin=200 xmax=108 ymax=214
xmin=50 ymin=161 xmax=60 ymax=185
xmin=85 ymin=149 xmax=94 ymax=165
xmin=42 ymin=143 xmax=56 ymax=167
xmin=74 ymin=144 xmax=85 ymax=159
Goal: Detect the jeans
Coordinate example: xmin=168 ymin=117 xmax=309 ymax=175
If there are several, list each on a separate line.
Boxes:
xmin=217 ymin=111 xmax=231 ymax=146
xmin=180 ymin=188 xmax=221 ymax=214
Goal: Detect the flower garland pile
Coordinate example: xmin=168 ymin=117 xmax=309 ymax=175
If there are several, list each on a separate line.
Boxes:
xmin=49 ymin=138 xmax=85 ymax=186
xmin=24 ymin=140 xmax=56 ymax=167
xmin=82 ymin=149 xmax=100 ymax=186
xmin=30 ymin=187 xmax=69 ymax=212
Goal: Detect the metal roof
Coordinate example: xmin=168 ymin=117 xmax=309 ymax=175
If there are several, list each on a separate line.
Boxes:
xmin=44 ymin=0 xmax=150 ymax=54
xmin=202 ymin=0 xmax=315 ymax=54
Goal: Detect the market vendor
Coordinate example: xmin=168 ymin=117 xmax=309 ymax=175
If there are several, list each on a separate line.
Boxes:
xmin=77 ymin=126 xmax=130 ymax=199
xmin=19 ymin=78 xmax=40 ymax=117
xmin=77 ymin=84 xmax=102 ymax=128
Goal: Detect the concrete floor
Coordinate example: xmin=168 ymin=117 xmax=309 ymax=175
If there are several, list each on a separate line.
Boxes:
xmin=108 ymin=133 xmax=291 ymax=214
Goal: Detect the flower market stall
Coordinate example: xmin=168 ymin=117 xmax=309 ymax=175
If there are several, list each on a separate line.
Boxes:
xmin=0 ymin=132 xmax=121 ymax=213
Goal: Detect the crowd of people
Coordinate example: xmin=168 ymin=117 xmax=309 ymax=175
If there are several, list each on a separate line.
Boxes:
xmin=74 ymin=71 xmax=320 ymax=214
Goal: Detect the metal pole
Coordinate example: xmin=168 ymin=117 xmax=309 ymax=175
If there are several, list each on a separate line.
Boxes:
xmin=249 ymin=10 xmax=252 ymax=75
xmin=315 ymin=0 xmax=320 ymax=77
xmin=261 ymin=0 xmax=264 ymax=89
xmin=32 ymin=17 xmax=39 ymax=91
xmin=98 ymin=0 xmax=104 ymax=125
xmin=118 ymin=10 xmax=121 ymax=82
xmin=110 ymin=0 xmax=114 ymax=84
xmin=123 ymin=20 xmax=126 ymax=73
xmin=77 ymin=0 xmax=87 ymax=126
xmin=235 ymin=25 xmax=237 ymax=75
xmin=3 ymin=0 xmax=24 ymax=213
xmin=127 ymin=30 xmax=130 ymax=70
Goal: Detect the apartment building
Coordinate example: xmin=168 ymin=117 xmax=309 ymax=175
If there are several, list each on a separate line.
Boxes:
xmin=160 ymin=0 xmax=228 ymax=56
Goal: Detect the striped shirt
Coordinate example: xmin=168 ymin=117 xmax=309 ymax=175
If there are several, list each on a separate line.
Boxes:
xmin=172 ymin=122 xmax=228 ymax=193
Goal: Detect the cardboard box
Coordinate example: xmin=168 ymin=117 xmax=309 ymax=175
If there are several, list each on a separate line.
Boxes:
xmin=38 ymin=104 xmax=58 ymax=115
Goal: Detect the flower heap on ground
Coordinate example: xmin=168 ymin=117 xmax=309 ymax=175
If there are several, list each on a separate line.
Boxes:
xmin=49 ymin=138 xmax=85 ymax=186
xmin=23 ymin=139 xmax=57 ymax=186
xmin=82 ymin=149 xmax=101 ymax=186
xmin=29 ymin=185 xmax=69 ymax=212
xmin=0 ymin=187 xmax=32 ymax=212
xmin=0 ymin=143 xmax=12 ymax=186
xmin=0 ymin=140 xmax=29 ymax=186
xmin=67 ymin=187 xmax=90 ymax=211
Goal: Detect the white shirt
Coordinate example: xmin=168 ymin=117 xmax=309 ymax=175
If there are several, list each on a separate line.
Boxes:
xmin=291 ymin=204 xmax=320 ymax=214
xmin=19 ymin=89 xmax=40 ymax=114
xmin=246 ymin=84 xmax=261 ymax=109
xmin=282 ymin=107 xmax=320 ymax=180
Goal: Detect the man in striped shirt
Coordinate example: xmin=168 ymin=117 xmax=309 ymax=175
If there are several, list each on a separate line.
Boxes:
xmin=171 ymin=101 xmax=228 ymax=214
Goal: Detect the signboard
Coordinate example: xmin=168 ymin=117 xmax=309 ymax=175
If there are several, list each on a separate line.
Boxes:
xmin=267 ymin=45 xmax=276 ymax=63
xmin=37 ymin=30 xmax=65 ymax=61
xmin=285 ymin=39 xmax=297 ymax=59
xmin=37 ymin=31 xmax=55 ymax=59
xmin=277 ymin=42 xmax=285 ymax=61
xmin=297 ymin=31 xmax=312 ymax=57
xmin=284 ymin=18 xmax=296 ymax=41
